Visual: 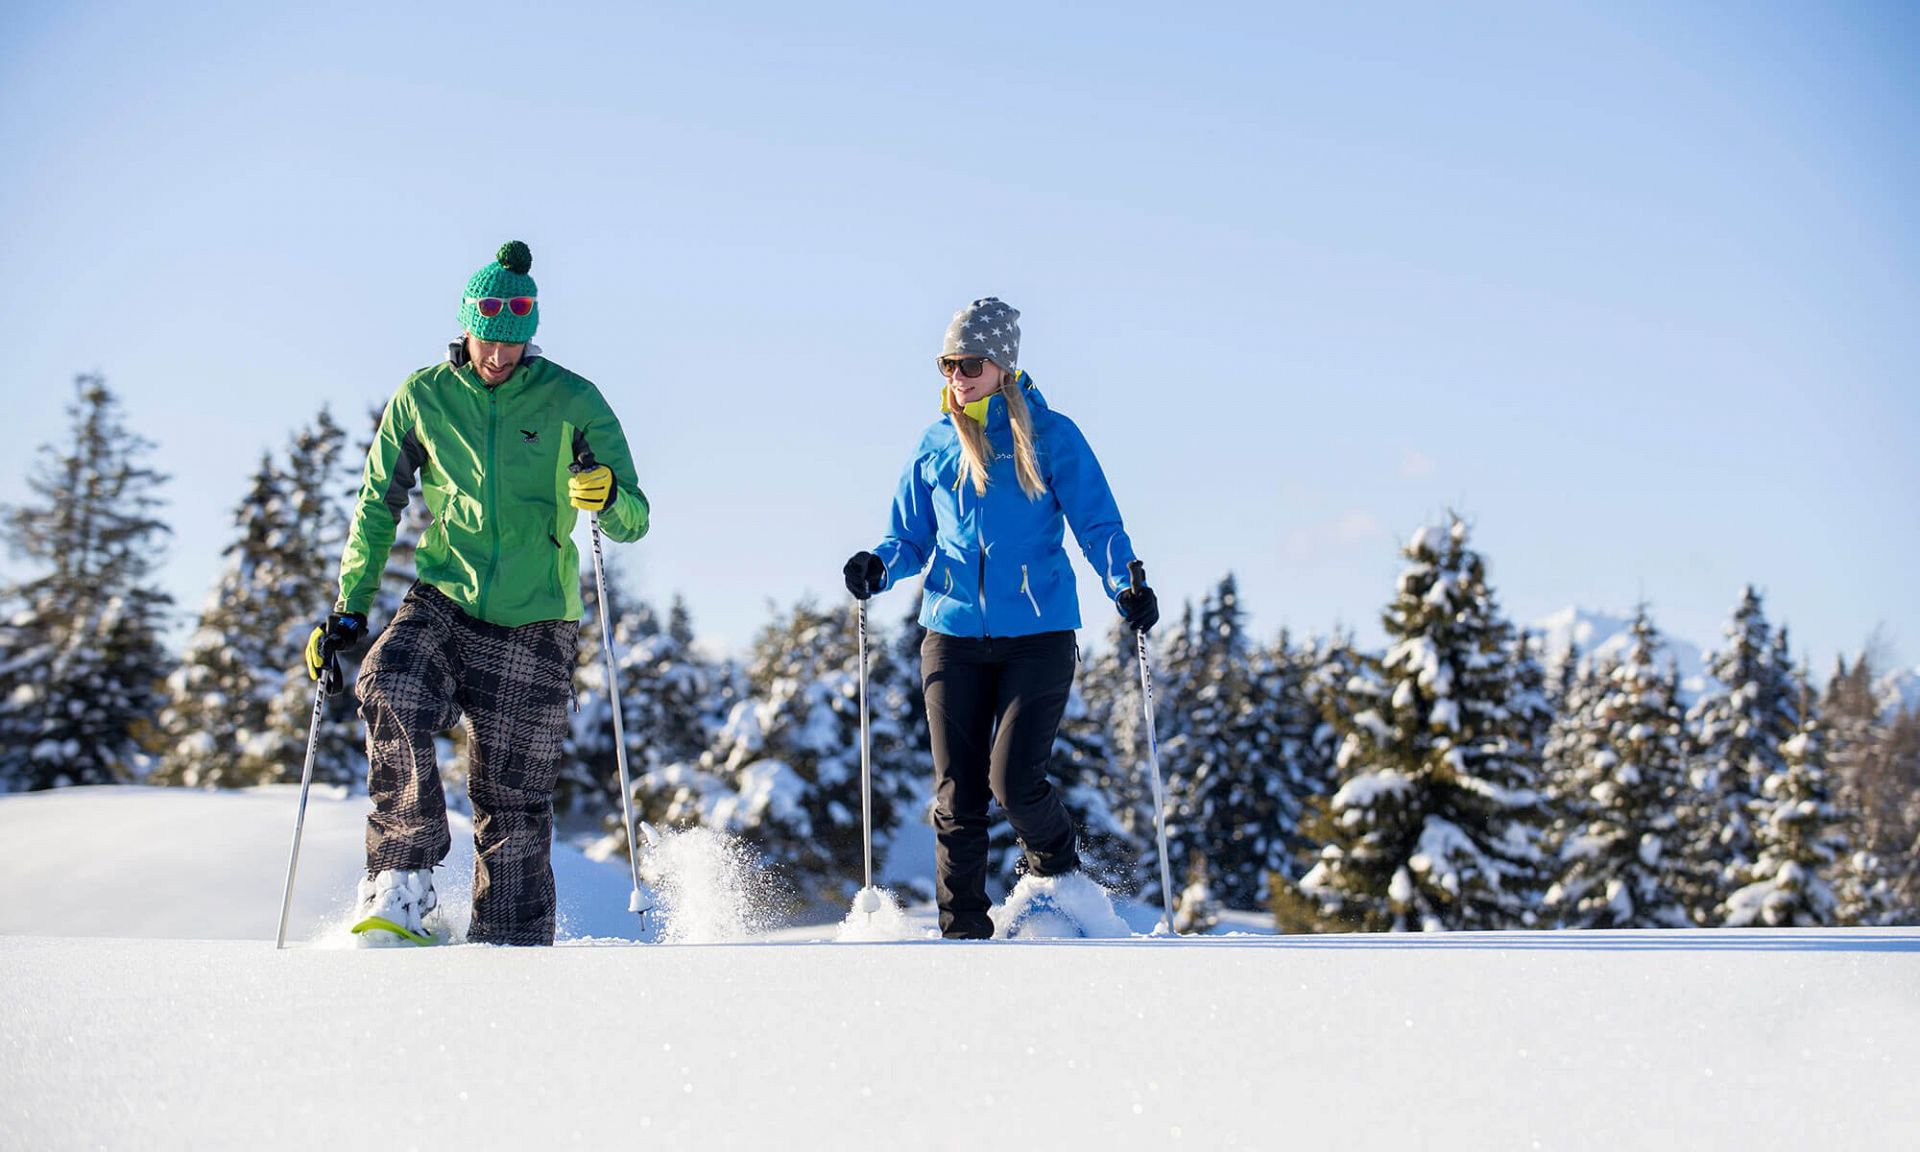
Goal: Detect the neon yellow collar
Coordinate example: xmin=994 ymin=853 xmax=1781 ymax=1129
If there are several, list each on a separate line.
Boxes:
xmin=942 ymin=372 xmax=1023 ymax=424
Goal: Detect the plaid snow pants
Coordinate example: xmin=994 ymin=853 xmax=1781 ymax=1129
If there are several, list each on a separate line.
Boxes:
xmin=357 ymin=583 xmax=579 ymax=946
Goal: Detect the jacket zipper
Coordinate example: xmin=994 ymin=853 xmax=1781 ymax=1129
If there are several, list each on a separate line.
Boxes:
xmin=478 ymin=384 xmax=500 ymax=618
xmin=1020 ymin=564 xmax=1041 ymax=617
xmin=976 ymin=474 xmax=989 ymax=638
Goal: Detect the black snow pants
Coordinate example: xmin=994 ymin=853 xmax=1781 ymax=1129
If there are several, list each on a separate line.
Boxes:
xmin=921 ymin=629 xmax=1081 ymax=939
xmin=357 ymin=583 xmax=578 ymax=946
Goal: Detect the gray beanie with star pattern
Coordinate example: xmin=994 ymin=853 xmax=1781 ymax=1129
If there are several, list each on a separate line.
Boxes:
xmin=942 ymin=297 xmax=1021 ymax=373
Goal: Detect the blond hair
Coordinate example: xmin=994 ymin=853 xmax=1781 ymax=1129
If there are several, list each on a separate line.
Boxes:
xmin=950 ymin=367 xmax=1046 ymax=500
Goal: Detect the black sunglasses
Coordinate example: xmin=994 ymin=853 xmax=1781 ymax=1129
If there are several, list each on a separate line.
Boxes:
xmin=937 ymin=356 xmax=989 ymax=379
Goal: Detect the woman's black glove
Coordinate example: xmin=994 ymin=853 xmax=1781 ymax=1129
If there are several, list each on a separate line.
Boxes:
xmin=843 ymin=552 xmax=888 ymax=600
xmin=1116 ymin=584 xmax=1159 ymax=634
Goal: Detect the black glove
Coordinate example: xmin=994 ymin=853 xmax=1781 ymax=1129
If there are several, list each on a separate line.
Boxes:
xmin=304 ymin=611 xmax=368 ymax=686
xmin=1116 ymin=584 xmax=1159 ymax=634
xmin=843 ymin=552 xmax=888 ymax=600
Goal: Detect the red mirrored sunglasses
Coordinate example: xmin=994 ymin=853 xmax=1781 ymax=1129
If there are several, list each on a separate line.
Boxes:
xmin=466 ymin=295 xmax=537 ymax=318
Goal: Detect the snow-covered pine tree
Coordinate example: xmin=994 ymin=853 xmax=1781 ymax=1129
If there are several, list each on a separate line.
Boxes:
xmin=1721 ymin=696 xmax=1845 ymax=927
xmin=155 ymin=453 xmax=300 ymax=786
xmin=1128 ymin=599 xmax=1201 ymax=901
xmin=259 ymin=407 xmax=359 ymax=787
xmin=1259 ymin=629 xmax=1361 ymax=920
xmin=1272 ymin=628 xmax=1386 ymax=934
xmin=1173 ymin=850 xmax=1223 ymax=934
xmin=1883 ymin=709 xmax=1920 ymax=917
xmin=1153 ymin=575 xmax=1297 ymax=910
xmin=1283 ymin=518 xmax=1549 ymax=932
xmin=1077 ymin=615 xmax=1164 ymax=892
xmin=1252 ymin=628 xmax=1325 ymax=893
xmin=1681 ymin=586 xmax=1799 ymax=918
xmin=1822 ymin=654 xmax=1906 ymax=925
xmin=874 ymin=586 xmax=939 ymax=895
xmin=565 ymin=557 xmax=660 ymax=813
xmin=1540 ymin=642 xmax=1604 ymax=927
xmin=1295 ymin=627 xmax=1362 ymax=836
xmin=1505 ymin=629 xmax=1555 ymax=927
xmin=891 ymin=584 xmax=931 ymax=760
xmin=0 ymin=375 xmax=174 ymax=791
xmin=1546 ymin=636 xmax=1582 ymax=718
xmin=570 ymin=562 xmax=728 ymax=839
xmin=1543 ymin=606 xmax=1693 ymax=929
xmin=690 ymin=600 xmax=917 ymax=905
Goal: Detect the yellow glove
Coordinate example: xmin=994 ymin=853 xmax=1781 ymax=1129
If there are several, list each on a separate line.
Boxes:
xmin=568 ymin=464 xmax=616 ymax=511
xmin=304 ymin=613 xmax=366 ymax=689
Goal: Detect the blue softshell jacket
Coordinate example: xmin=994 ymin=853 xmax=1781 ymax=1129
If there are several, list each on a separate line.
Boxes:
xmin=869 ymin=373 xmax=1138 ymax=639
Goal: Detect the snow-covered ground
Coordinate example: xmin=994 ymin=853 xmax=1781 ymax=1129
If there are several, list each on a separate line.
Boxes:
xmin=3 ymin=787 xmax=1918 ymax=1150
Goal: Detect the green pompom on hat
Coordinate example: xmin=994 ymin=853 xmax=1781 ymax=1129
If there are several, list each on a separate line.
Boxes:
xmin=459 ymin=240 xmax=540 ymax=343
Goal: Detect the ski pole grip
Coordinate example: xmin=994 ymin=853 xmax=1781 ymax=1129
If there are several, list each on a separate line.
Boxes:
xmin=570 ymin=448 xmax=598 ymax=476
xmin=1128 ymin=559 xmax=1146 ymax=593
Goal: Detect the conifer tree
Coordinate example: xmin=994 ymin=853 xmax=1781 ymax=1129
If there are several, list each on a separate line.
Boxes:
xmin=565 ymin=559 xmax=659 ymax=813
xmin=1154 ymin=575 xmax=1298 ymax=909
xmin=1721 ymin=705 xmax=1844 ymax=927
xmin=1543 ymin=607 xmax=1693 ymax=928
xmin=1283 ymin=519 xmax=1549 ymax=931
xmin=691 ymin=600 xmax=918 ymax=904
xmin=155 ymin=455 xmax=297 ymax=786
xmin=1881 ymin=709 xmax=1920 ymax=916
xmin=1078 ymin=615 xmax=1164 ymax=892
xmin=571 ymin=567 xmax=727 ymax=841
xmin=1173 ymin=851 xmax=1223 ymax=934
xmin=0 ymin=375 xmax=174 ymax=790
xmin=1682 ymin=587 xmax=1799 ymax=915
xmin=1823 ymin=654 xmax=1915 ymax=924
xmin=1540 ymin=643 xmax=1604 ymax=926
xmin=1262 ymin=629 xmax=1361 ymax=922
xmin=1258 ymin=629 xmax=1328 ymax=884
xmin=156 ymin=409 xmax=357 ymax=787
xmin=259 ymin=407 xmax=359 ymax=786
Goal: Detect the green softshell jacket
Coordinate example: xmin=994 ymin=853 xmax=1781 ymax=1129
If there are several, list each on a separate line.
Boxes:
xmin=336 ymin=348 xmax=649 ymax=628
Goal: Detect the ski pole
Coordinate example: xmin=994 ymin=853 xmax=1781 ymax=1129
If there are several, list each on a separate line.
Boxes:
xmin=574 ymin=452 xmax=652 ymax=927
xmin=855 ymin=596 xmax=879 ymax=915
xmin=276 ymin=640 xmax=342 ymax=949
xmin=1128 ymin=560 xmax=1176 ymax=935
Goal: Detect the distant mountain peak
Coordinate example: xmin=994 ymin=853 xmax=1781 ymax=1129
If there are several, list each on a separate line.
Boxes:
xmin=1530 ymin=606 xmax=1710 ymax=698
xmin=1877 ymin=665 xmax=1920 ymax=719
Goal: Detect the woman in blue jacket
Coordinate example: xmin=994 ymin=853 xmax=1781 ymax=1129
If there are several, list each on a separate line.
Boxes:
xmin=844 ymin=297 xmax=1159 ymax=939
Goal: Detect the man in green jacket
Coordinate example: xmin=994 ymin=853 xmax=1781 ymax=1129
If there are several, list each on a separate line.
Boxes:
xmin=305 ymin=240 xmax=649 ymax=946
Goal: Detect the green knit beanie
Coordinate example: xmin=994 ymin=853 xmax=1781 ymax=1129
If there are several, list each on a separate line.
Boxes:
xmin=459 ymin=241 xmax=539 ymax=343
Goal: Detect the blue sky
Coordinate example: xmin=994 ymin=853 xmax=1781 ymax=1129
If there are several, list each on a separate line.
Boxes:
xmin=3 ymin=1 xmax=1916 ymax=671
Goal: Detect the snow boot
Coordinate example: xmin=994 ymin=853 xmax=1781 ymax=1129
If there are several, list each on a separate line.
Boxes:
xmin=994 ymin=870 xmax=1132 ymax=940
xmin=350 ymin=868 xmax=445 ymax=947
